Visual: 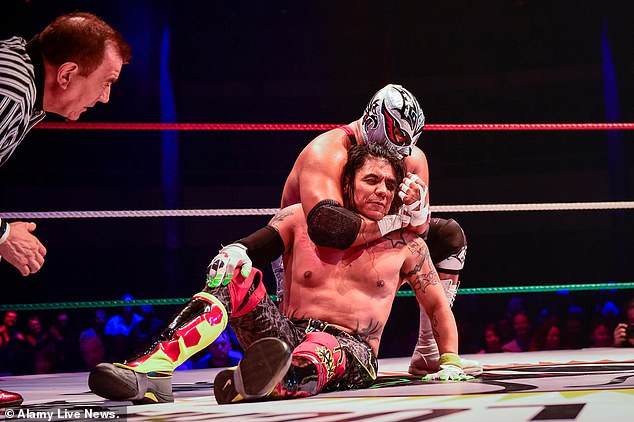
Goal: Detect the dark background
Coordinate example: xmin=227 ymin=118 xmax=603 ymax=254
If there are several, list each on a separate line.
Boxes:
xmin=1 ymin=0 xmax=633 ymax=357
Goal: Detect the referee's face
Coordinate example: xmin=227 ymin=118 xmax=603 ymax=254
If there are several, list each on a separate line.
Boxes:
xmin=58 ymin=43 xmax=123 ymax=121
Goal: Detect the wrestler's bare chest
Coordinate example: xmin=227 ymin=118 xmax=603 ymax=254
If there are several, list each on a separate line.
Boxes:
xmin=290 ymin=230 xmax=407 ymax=295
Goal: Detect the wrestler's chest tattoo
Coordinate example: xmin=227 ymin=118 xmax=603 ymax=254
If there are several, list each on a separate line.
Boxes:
xmin=352 ymin=319 xmax=382 ymax=344
xmin=385 ymin=232 xmax=408 ymax=248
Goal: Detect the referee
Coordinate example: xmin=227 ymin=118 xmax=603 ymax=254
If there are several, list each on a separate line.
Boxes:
xmin=0 ymin=11 xmax=130 ymax=407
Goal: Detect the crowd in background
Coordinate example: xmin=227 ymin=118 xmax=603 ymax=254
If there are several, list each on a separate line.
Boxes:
xmin=0 ymin=295 xmax=244 ymax=376
xmin=454 ymin=294 xmax=634 ymax=355
xmin=1 ymin=293 xmax=632 ymax=376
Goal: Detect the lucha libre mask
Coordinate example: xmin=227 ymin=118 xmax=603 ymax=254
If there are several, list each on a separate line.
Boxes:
xmin=361 ymin=84 xmax=425 ymax=159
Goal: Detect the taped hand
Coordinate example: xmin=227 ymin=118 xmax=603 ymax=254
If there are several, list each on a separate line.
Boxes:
xmin=206 ymin=243 xmax=252 ymax=288
xmin=421 ymin=364 xmax=474 ymax=382
xmin=377 ymin=206 xmax=411 ymax=236
xmin=398 ymin=173 xmax=430 ymax=226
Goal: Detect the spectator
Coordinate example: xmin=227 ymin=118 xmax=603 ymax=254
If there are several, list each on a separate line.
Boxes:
xmin=529 ymin=319 xmax=563 ymax=351
xmin=496 ymin=315 xmax=514 ymax=346
xmin=477 ymin=323 xmax=502 ymax=354
xmin=24 ymin=315 xmax=47 ymax=347
xmin=0 ymin=311 xmax=30 ymax=374
xmin=562 ymin=305 xmax=586 ymax=349
xmin=502 ymin=312 xmax=532 ymax=352
xmin=79 ymin=331 xmax=106 ymax=370
xmin=496 ymin=296 xmax=526 ymax=346
xmin=0 ymin=311 xmax=24 ymax=346
xmin=192 ymin=329 xmax=243 ymax=369
xmin=104 ymin=295 xmax=143 ymax=361
xmin=89 ymin=309 xmax=108 ymax=339
xmin=48 ymin=311 xmax=79 ymax=372
xmin=588 ymin=318 xmax=613 ymax=348
xmin=104 ymin=294 xmax=143 ymax=338
xmin=598 ymin=300 xmax=620 ymax=329
xmin=613 ymin=298 xmax=634 ymax=348
xmin=137 ymin=305 xmax=163 ymax=343
xmin=80 ymin=309 xmax=117 ymax=363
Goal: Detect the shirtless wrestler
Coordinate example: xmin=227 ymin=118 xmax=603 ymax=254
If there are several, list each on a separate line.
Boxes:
xmin=279 ymin=83 xmax=476 ymax=376
xmin=88 ymin=143 xmax=472 ymax=405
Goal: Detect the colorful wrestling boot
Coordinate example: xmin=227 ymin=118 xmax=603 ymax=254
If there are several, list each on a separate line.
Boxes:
xmin=0 ymin=389 xmax=23 ymax=408
xmin=90 ymin=268 xmax=267 ymax=404
xmin=214 ymin=337 xmax=292 ymax=404
xmin=89 ymin=292 xmax=228 ymax=404
xmin=215 ymin=332 xmax=346 ymax=404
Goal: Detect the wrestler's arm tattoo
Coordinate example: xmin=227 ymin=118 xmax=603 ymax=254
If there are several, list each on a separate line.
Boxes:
xmin=269 ymin=207 xmax=295 ymax=226
xmin=351 ymin=319 xmax=382 ymax=344
xmin=405 ymin=240 xmax=439 ymax=293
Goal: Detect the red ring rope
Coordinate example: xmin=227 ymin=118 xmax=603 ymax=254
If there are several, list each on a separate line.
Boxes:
xmin=34 ymin=122 xmax=634 ymax=131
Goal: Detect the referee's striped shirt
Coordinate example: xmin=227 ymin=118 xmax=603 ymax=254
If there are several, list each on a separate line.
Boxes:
xmin=0 ymin=36 xmax=45 ymax=168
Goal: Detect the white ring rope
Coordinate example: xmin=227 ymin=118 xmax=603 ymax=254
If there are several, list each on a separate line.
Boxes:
xmin=431 ymin=201 xmax=634 ymax=213
xmin=1 ymin=201 xmax=633 ymax=219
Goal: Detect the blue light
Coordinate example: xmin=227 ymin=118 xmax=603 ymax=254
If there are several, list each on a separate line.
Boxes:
xmin=160 ymin=26 xmax=181 ymax=250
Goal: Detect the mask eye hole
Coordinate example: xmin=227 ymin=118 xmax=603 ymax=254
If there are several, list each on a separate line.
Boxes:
xmin=392 ymin=127 xmax=411 ymax=145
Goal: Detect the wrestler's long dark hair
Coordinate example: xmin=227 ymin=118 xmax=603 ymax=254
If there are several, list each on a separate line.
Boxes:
xmin=342 ymin=143 xmax=405 ymax=216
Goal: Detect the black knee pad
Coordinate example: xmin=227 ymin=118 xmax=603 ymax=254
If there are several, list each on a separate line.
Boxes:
xmin=426 ymin=218 xmax=467 ymax=272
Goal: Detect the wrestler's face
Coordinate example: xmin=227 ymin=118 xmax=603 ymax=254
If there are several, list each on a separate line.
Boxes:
xmin=351 ymin=157 xmax=397 ymax=220
xmin=55 ymin=43 xmax=123 ymax=121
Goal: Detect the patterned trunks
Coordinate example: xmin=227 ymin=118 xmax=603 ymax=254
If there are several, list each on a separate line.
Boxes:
xmin=209 ymin=286 xmax=378 ymax=391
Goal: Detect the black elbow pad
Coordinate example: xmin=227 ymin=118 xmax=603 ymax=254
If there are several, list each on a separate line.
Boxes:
xmin=306 ymin=200 xmax=361 ymax=249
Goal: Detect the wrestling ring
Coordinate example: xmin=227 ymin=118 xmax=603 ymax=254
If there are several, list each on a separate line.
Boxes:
xmin=1 ymin=122 xmax=633 ymax=421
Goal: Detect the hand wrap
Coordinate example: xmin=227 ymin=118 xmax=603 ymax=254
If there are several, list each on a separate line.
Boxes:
xmin=398 ymin=174 xmax=430 ymax=226
xmin=377 ymin=208 xmax=410 ymax=236
xmin=421 ymin=353 xmax=474 ymax=382
xmin=0 ymin=218 xmax=10 ymax=245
